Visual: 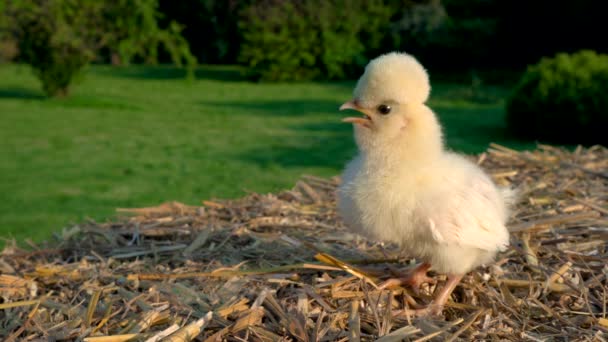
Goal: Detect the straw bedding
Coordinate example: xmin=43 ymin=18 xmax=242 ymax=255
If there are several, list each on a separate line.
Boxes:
xmin=1 ymin=144 xmax=607 ymax=341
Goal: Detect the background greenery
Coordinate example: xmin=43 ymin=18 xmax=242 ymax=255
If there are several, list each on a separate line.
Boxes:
xmin=158 ymin=0 xmax=606 ymax=78
xmin=0 ymin=64 xmax=531 ymax=243
xmin=0 ymin=0 xmax=605 ymax=244
xmin=507 ymin=50 xmax=608 ymax=145
xmin=1 ymin=0 xmax=195 ymax=96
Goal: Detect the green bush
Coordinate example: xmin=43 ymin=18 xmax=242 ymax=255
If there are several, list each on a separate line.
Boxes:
xmin=3 ymin=1 xmax=97 ymax=96
xmin=506 ymin=50 xmax=608 ymax=145
xmin=238 ymin=0 xmax=391 ymax=82
xmin=2 ymin=0 xmax=196 ymax=97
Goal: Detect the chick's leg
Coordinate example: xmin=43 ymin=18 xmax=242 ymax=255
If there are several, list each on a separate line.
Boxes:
xmin=378 ymin=262 xmax=435 ymax=293
xmin=398 ymin=273 xmax=464 ymax=317
xmin=426 ymin=273 xmax=463 ymax=315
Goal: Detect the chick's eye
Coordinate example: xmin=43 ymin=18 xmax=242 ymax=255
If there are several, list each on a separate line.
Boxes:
xmin=377 ymin=104 xmax=391 ymax=115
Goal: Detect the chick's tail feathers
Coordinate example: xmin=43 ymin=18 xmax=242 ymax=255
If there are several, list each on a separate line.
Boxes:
xmin=499 ymin=186 xmax=519 ymax=208
xmin=499 ymin=186 xmax=520 ymax=232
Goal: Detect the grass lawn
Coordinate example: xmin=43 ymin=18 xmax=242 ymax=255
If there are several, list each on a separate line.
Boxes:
xmin=0 ymin=63 xmax=534 ymax=244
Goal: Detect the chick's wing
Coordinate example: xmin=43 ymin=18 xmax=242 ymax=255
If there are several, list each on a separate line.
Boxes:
xmin=424 ymin=172 xmax=510 ymax=252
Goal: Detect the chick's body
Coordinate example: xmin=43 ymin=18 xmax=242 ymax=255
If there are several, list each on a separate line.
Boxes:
xmin=337 ymin=52 xmax=511 ymax=316
xmin=339 ymin=150 xmax=509 ymax=275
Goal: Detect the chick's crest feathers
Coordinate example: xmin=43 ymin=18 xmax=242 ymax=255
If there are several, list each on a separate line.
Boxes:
xmin=353 ymin=52 xmax=430 ymax=107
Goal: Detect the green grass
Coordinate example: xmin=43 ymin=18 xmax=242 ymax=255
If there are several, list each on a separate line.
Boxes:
xmin=0 ymin=63 xmax=534 ymax=244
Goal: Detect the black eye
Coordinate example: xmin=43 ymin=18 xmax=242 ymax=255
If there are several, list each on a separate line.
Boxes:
xmin=377 ymin=104 xmax=391 ymax=115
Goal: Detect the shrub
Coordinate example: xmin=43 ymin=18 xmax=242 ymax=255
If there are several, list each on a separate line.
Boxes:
xmin=238 ymin=0 xmax=391 ymax=82
xmin=506 ymin=50 xmax=608 ymax=145
xmin=2 ymin=1 xmax=97 ymax=96
xmin=2 ymin=0 xmax=196 ymax=97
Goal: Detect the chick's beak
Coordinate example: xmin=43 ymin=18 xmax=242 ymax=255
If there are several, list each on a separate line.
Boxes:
xmin=340 ymin=100 xmax=372 ymax=128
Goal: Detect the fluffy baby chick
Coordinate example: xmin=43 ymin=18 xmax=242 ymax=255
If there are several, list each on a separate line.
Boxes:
xmin=337 ymin=52 xmax=511 ymax=316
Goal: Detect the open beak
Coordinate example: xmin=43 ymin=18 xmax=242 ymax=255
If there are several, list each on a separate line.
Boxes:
xmin=339 ymin=100 xmax=372 ymax=128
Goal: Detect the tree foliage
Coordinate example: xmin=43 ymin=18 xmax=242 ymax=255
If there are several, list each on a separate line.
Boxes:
xmin=102 ymin=0 xmax=196 ymax=70
xmin=210 ymin=0 xmax=605 ymax=81
xmin=237 ymin=0 xmax=452 ymax=82
xmin=238 ymin=0 xmax=394 ymax=81
xmin=1 ymin=0 xmax=196 ymax=97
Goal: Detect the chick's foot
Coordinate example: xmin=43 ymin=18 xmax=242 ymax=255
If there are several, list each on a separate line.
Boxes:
xmin=393 ymin=273 xmax=464 ymax=317
xmin=378 ymin=262 xmax=435 ymax=293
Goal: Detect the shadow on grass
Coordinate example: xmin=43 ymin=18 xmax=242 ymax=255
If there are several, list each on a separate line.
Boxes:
xmin=93 ymin=65 xmax=361 ymax=95
xmin=434 ymin=104 xmax=535 ymax=153
xmin=203 ymin=98 xmax=355 ymax=169
xmin=228 ymin=98 xmax=533 ymax=171
xmin=0 ymin=87 xmax=44 ymax=100
xmin=201 ymin=99 xmax=343 ymax=116
xmin=240 ymin=121 xmax=356 ymax=170
xmin=93 ymin=64 xmax=248 ymax=82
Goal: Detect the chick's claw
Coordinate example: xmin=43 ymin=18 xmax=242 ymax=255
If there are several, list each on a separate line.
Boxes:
xmin=378 ymin=274 xmax=436 ymax=293
xmin=378 ymin=263 xmax=436 ymax=294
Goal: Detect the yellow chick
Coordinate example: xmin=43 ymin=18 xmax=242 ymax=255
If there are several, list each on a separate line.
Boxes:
xmin=337 ymin=52 xmax=512 ymax=316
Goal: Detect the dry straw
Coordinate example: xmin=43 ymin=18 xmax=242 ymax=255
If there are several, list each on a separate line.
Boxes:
xmin=1 ymin=144 xmax=607 ymax=341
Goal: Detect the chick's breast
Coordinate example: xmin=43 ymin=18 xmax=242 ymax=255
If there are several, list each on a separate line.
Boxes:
xmin=337 ymin=156 xmax=429 ymax=249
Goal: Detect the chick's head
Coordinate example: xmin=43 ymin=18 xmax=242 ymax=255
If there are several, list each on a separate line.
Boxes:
xmin=340 ymin=52 xmax=441 ymax=156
